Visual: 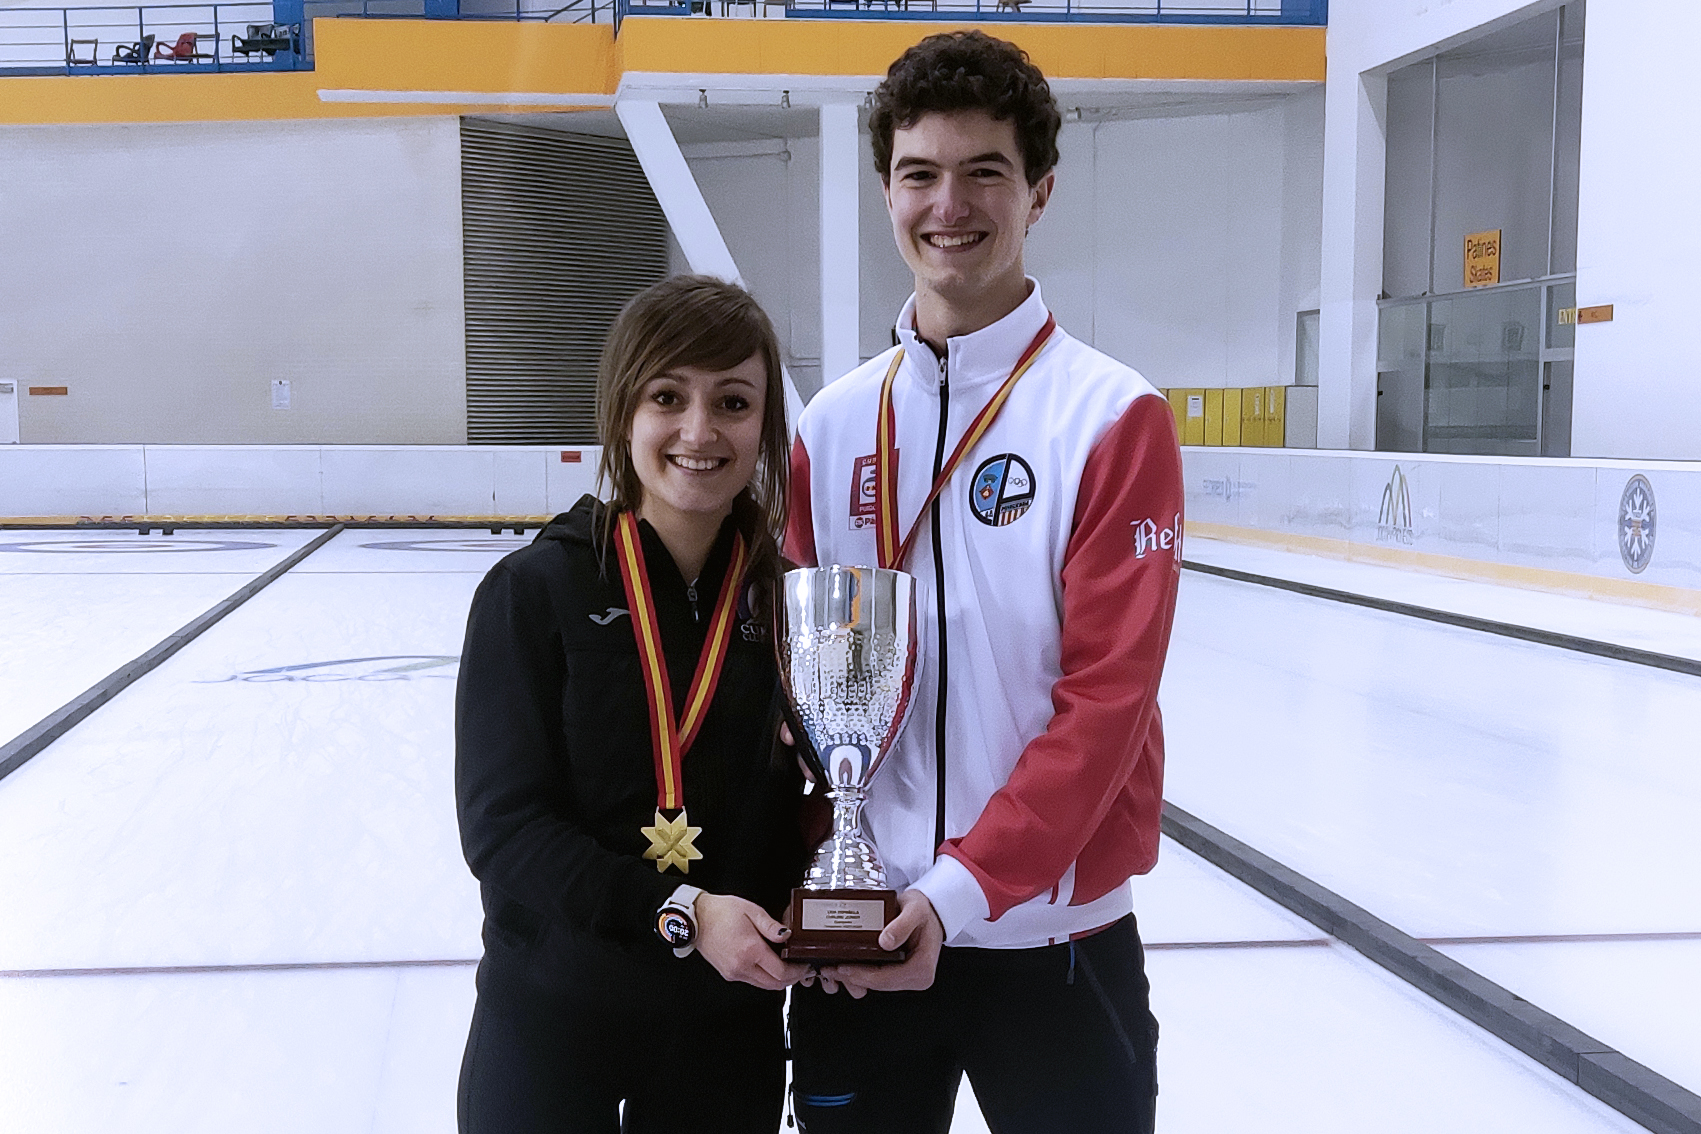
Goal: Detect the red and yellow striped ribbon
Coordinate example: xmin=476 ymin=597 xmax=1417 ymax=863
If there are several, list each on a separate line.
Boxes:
xmin=875 ymin=314 xmax=1057 ymax=570
xmin=613 ymin=511 xmax=748 ymax=812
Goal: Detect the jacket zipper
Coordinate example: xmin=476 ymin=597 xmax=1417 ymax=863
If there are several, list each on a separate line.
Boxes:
xmin=686 ymin=582 xmax=700 ymax=623
xmin=930 ymin=355 xmax=950 ymax=854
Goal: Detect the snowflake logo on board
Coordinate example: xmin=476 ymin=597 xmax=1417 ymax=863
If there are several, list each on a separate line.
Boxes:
xmin=1618 ymin=475 xmax=1656 ymax=575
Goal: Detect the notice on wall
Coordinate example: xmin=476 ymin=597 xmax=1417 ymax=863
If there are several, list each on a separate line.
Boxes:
xmin=271 ymin=379 xmax=291 ymax=410
xmin=1464 ymin=229 xmax=1501 ymax=289
xmin=1187 ymin=395 xmax=1204 ymax=419
xmin=1558 ymin=304 xmax=1614 ymax=325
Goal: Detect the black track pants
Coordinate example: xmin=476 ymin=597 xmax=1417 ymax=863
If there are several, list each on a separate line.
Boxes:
xmin=789 ymin=914 xmax=1158 ymax=1134
xmin=458 ymin=949 xmax=785 ymax=1134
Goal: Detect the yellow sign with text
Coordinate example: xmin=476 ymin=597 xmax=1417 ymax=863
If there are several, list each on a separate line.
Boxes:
xmin=1464 ymin=230 xmax=1501 ymax=289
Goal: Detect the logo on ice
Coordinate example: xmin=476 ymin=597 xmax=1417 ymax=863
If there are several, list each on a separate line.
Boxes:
xmin=1131 ymin=513 xmax=1183 ymax=559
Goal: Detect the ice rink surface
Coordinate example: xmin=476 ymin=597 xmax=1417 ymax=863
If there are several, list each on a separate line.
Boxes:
xmin=0 ymin=531 xmax=323 ymax=742
xmin=0 ymin=527 xmax=1691 ymax=1131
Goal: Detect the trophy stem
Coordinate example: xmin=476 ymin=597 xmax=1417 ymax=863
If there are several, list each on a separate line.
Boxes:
xmin=832 ymin=789 xmax=866 ymax=840
xmin=805 ymin=787 xmax=888 ymax=891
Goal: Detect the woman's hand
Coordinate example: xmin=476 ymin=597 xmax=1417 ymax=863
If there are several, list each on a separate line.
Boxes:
xmin=779 ymin=721 xmax=815 ymax=784
xmin=694 ymin=892 xmax=813 ymax=991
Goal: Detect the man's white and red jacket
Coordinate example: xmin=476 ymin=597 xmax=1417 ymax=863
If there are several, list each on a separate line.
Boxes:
xmin=785 ymin=281 xmax=1185 ymax=949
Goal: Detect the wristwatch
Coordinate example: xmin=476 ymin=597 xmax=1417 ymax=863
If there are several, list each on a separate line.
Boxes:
xmin=655 ymin=884 xmax=704 ymax=957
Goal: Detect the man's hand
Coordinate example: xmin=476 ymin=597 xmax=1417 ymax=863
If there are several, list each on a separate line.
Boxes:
xmin=694 ymin=892 xmax=812 ymax=991
xmin=812 ymin=888 xmax=943 ymax=999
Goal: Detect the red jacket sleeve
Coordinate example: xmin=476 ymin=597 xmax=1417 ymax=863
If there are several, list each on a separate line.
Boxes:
xmin=939 ymin=393 xmax=1183 ymax=918
xmin=784 ymin=436 xmax=818 ymax=568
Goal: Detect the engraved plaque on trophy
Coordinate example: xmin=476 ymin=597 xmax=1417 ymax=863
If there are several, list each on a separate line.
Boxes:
xmin=777 ymin=565 xmax=920 ymax=964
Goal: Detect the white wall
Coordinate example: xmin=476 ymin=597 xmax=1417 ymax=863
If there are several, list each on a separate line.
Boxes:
xmin=1030 ymin=96 xmax=1323 ymax=391
xmin=1323 ymin=0 xmax=1701 ymax=461
xmin=687 ymin=96 xmax=1324 ymax=401
xmin=1320 ymin=0 xmax=1562 ymax=450
xmin=0 ymin=83 xmax=1330 ymax=448
xmin=0 ymin=445 xmax=603 ymax=518
xmin=858 ymin=136 xmax=918 ymax=368
xmin=681 ymin=137 xmax=816 ymax=397
xmin=683 ymin=122 xmax=911 ymax=399
xmin=1570 ymin=0 xmax=1701 ymax=460
xmin=1185 ymin=446 xmax=1701 ymax=601
xmin=0 ymin=117 xmax=468 ymax=445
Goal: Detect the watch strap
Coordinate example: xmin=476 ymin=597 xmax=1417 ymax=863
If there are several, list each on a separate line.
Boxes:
xmin=658 ymin=884 xmax=704 ymax=956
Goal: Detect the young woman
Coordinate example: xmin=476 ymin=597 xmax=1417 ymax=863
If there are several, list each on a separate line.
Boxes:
xmin=455 ymin=276 xmax=811 ymax=1133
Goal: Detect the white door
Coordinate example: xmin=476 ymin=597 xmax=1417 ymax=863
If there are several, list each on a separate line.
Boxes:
xmin=0 ymin=381 xmax=18 ymax=444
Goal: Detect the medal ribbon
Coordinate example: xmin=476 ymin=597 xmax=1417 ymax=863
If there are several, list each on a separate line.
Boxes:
xmin=874 ymin=314 xmax=1057 ymax=569
xmin=613 ymin=511 xmax=748 ymax=812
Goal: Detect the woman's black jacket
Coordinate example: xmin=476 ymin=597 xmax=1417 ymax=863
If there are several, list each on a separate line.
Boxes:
xmin=455 ymin=495 xmax=807 ymax=980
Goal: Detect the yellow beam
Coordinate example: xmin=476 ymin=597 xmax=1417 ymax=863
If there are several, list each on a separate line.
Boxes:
xmin=0 ymin=17 xmax=1322 ymax=126
xmin=0 ymin=19 xmax=616 ymax=125
xmin=618 ymin=18 xmax=1324 ymax=83
xmin=320 ymin=17 xmax=616 ymax=96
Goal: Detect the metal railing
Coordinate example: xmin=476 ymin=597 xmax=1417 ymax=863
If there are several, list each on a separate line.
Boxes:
xmin=300 ymin=0 xmax=604 ymax=23
xmin=0 ymin=0 xmax=608 ymax=73
xmin=616 ymin=0 xmax=1325 ymax=22
xmin=295 ymin=0 xmax=607 ymax=58
xmin=0 ymin=2 xmax=304 ymax=72
xmin=0 ymin=0 xmax=1318 ymax=75
xmin=0 ymin=1 xmax=309 ymax=72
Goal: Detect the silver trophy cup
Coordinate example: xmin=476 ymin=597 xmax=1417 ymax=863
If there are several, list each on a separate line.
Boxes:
xmin=778 ymin=565 xmax=920 ymax=961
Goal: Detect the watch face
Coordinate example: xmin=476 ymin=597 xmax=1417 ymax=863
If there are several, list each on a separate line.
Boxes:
xmin=657 ymin=909 xmax=695 ymax=947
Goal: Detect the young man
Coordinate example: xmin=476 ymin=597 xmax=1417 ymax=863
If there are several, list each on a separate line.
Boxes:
xmin=783 ymin=30 xmax=1183 ymax=1134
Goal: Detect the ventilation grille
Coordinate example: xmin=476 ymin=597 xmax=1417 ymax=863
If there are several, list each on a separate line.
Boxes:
xmin=461 ymin=118 xmax=669 ymax=444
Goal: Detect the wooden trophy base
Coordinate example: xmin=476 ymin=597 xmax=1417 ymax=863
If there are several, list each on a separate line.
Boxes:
xmin=781 ymin=888 xmax=907 ymax=964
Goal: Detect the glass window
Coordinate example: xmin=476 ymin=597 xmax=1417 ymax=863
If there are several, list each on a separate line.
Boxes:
xmin=1383 ymin=61 xmax=1436 ymax=299
xmin=1376 ymin=301 xmax=1427 ymax=452
xmin=1295 ymin=310 xmax=1320 ymax=386
xmin=1542 ymin=360 xmax=1574 ymax=457
xmin=1424 ymin=287 xmax=1543 ymax=455
xmin=1547 ymin=280 xmax=1577 ymax=350
xmin=1432 ymin=14 xmax=1559 ymax=290
xmin=1550 ymin=2 xmax=1587 ymax=275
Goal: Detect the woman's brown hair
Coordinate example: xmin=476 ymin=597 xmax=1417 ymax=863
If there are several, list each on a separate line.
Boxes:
xmin=595 ymin=274 xmax=790 ymax=587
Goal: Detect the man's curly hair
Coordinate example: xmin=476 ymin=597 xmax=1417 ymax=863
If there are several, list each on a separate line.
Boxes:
xmin=870 ymin=31 xmax=1061 ymax=188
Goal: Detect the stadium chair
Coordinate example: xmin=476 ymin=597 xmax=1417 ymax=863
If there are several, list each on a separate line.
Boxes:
xmin=66 ymin=38 xmax=98 ymax=66
xmin=154 ymin=32 xmax=211 ymax=63
xmin=112 ymin=35 xmax=155 ymax=64
xmin=232 ymin=23 xmax=297 ymax=57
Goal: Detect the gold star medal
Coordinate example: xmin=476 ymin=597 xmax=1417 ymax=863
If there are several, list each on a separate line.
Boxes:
xmin=613 ymin=512 xmax=748 ymax=876
xmin=642 ymin=809 xmax=703 ymax=874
